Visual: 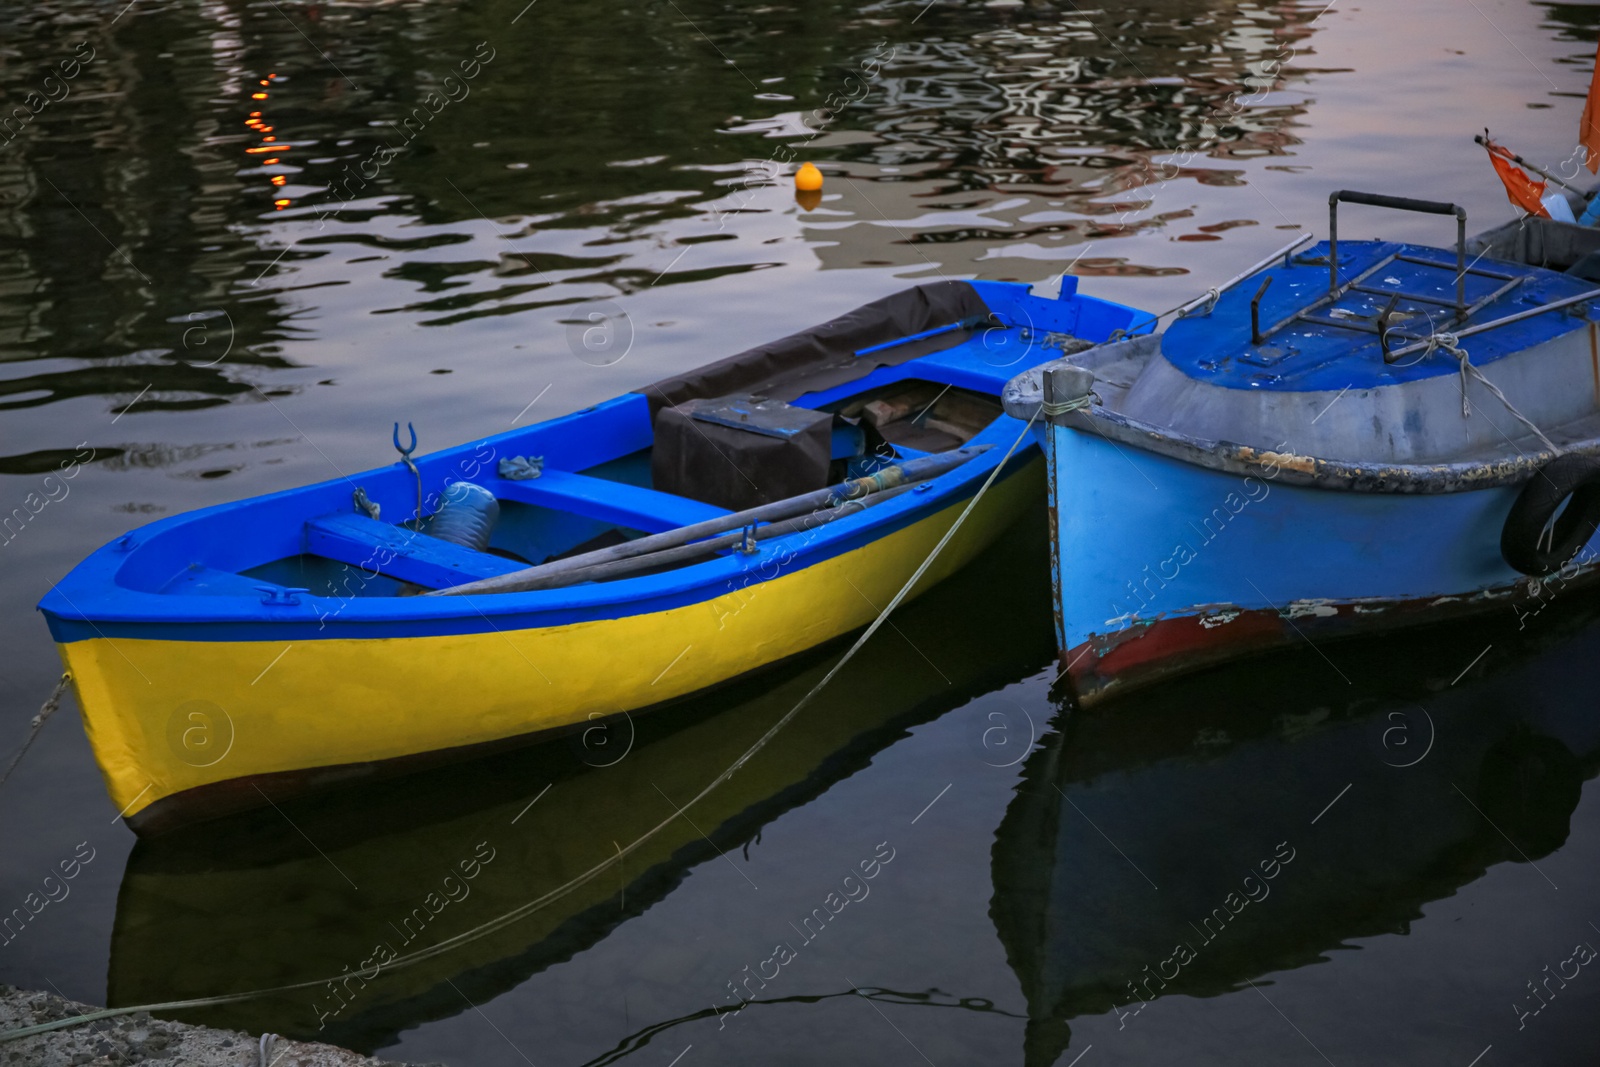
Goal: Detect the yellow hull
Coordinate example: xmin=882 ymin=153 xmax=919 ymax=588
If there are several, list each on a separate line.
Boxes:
xmin=60 ymin=459 xmax=1041 ymax=824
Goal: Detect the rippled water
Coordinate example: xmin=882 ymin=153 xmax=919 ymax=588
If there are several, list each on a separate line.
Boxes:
xmin=4 ymin=0 xmax=1600 ymax=1063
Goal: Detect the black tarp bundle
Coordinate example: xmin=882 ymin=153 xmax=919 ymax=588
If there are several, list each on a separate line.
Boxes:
xmin=635 ymin=280 xmax=989 ymax=415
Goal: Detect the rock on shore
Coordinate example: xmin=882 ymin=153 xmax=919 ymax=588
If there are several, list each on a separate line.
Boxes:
xmin=0 ymin=986 xmax=431 ymax=1067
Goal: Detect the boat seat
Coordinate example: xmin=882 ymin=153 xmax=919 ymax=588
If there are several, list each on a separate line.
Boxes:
xmin=304 ymin=513 xmax=525 ymax=589
xmin=494 ymin=469 xmax=729 ymax=533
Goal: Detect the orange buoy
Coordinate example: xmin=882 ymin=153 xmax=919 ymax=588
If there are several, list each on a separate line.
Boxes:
xmin=794 ymin=162 xmax=823 ymax=191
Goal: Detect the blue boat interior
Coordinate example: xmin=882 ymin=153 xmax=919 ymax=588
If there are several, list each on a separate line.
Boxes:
xmin=1163 ymin=239 xmax=1600 ymax=391
xmin=87 ymin=279 xmax=1145 ymax=608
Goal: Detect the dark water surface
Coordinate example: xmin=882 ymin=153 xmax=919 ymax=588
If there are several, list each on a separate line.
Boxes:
xmin=4 ymin=0 xmax=1600 ymax=1063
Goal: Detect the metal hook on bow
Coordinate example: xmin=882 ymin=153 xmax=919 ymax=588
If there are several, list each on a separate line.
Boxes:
xmin=393 ymin=421 xmax=422 ymax=527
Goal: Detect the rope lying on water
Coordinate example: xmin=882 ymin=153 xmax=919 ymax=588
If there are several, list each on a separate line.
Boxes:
xmin=0 ymin=411 xmax=1041 ymax=1046
xmin=1423 ymin=331 xmax=1563 ymax=456
xmin=0 ymin=673 xmax=71 ymax=793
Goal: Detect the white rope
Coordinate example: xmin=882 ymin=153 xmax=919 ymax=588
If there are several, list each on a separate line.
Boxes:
xmin=1424 ymin=332 xmax=1563 ymax=455
xmin=0 ymin=413 xmax=1042 ymax=1045
xmin=1040 ymin=393 xmax=1095 ymax=418
xmin=1178 ymin=287 xmax=1222 ymax=318
xmin=1111 ymin=288 xmax=1220 ymax=341
xmin=0 ymin=674 xmax=70 ymax=792
xmin=1040 ymin=331 xmax=1088 ymax=353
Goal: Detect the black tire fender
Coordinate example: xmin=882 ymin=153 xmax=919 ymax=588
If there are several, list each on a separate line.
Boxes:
xmin=1501 ymin=453 xmax=1600 ymax=576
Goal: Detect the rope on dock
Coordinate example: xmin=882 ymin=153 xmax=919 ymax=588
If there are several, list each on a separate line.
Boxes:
xmin=0 ymin=673 xmax=71 ymax=793
xmin=0 ymin=413 xmax=1042 ymax=1045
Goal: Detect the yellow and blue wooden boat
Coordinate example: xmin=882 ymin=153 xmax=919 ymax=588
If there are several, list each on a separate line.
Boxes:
xmin=39 ymin=278 xmax=1145 ymax=832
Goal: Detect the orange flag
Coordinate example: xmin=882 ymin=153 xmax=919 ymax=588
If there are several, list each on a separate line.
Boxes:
xmin=1582 ymin=38 xmax=1600 ymax=172
xmin=1483 ymin=138 xmax=1550 ymax=218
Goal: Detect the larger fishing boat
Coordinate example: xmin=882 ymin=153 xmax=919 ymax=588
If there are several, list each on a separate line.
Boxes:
xmin=40 ymin=277 xmax=1144 ymax=831
xmin=1003 ymin=191 xmax=1600 ymax=704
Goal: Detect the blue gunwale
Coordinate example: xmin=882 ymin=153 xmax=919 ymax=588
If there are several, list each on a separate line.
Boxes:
xmin=41 ymin=279 xmax=1148 ymax=645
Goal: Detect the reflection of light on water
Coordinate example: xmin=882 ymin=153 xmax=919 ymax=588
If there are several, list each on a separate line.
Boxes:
xmin=245 ymin=72 xmax=292 ymax=210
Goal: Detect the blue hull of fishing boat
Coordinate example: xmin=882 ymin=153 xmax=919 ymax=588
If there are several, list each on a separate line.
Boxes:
xmin=1006 ymin=199 xmax=1600 ymax=704
xmin=1043 ymin=421 xmax=1566 ymax=696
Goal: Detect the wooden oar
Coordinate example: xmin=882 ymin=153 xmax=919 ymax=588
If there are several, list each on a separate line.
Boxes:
xmin=468 ymin=481 xmax=919 ymax=595
xmin=427 ymin=445 xmax=992 ymax=597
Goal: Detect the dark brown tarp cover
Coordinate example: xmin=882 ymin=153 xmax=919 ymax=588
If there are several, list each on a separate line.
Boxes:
xmin=633 ymin=280 xmax=990 ymax=417
xmin=653 ymin=397 xmax=834 ymax=511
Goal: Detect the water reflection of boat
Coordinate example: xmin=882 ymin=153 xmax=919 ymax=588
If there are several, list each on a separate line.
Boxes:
xmin=107 ymin=518 xmax=1055 ymax=1051
xmin=991 ymin=603 xmax=1600 ymax=1066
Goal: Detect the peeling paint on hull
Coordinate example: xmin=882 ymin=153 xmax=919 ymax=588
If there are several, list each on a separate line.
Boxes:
xmin=1062 ymin=579 xmax=1596 ymax=705
xmin=1042 ymin=418 xmax=1600 ymax=707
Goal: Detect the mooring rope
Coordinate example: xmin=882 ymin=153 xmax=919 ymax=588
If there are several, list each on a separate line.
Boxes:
xmin=1040 ymin=392 xmax=1095 ymax=419
xmin=1424 ymin=331 xmax=1563 ymax=456
xmin=0 ymin=673 xmax=71 ymax=793
xmin=1109 ymin=286 xmax=1221 ymax=340
xmin=0 ymin=412 xmax=1042 ymax=1045
xmin=1179 ymin=287 xmax=1222 ymax=319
